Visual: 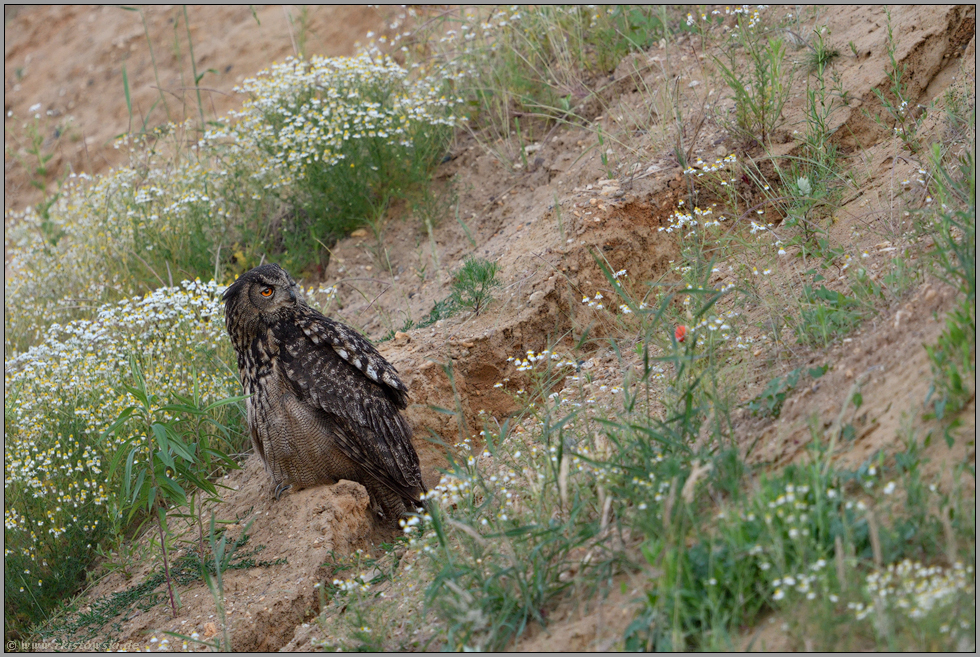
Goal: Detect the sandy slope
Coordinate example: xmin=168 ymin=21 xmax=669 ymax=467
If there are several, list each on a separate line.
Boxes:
xmin=4 ymin=4 xmax=974 ymax=651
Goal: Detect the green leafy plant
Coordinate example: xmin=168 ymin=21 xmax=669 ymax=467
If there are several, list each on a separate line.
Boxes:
xmin=449 ymin=257 xmax=502 ymax=315
xmin=777 ymin=27 xmax=847 ymax=243
xmin=413 ymin=297 xmax=460 ymax=331
xmin=748 ymin=365 xmax=828 ymax=418
xmin=416 ymin=348 xmax=604 ymax=651
xmin=168 ymin=514 xmax=255 ymax=651
xmin=4 ymin=280 xmax=241 ymax=641
xmin=867 ymin=7 xmax=924 ymax=153
xmin=714 ymin=23 xmax=792 ymax=145
xmin=941 ymin=87 xmax=974 ymax=145
xmin=926 ymin=146 xmax=976 ymax=304
xmin=796 ymin=282 xmax=869 ymax=347
xmin=105 ymin=358 xmax=242 ymax=617
xmin=749 ymin=368 xmax=802 ymax=418
xmin=805 ymin=27 xmax=840 ymax=72
xmin=41 ymin=525 xmax=280 ymax=645
xmin=4 ymin=109 xmax=75 ymax=228
xmin=309 ymin=547 xmax=406 ymax=651
xmin=923 ymin=146 xmax=975 ymax=430
xmin=925 ymin=300 xmax=975 ymax=429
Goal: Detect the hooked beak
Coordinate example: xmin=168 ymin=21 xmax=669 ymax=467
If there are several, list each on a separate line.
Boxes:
xmin=288 ymin=287 xmax=297 ymax=303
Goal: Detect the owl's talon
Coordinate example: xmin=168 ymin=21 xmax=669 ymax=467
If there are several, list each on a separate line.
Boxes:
xmin=274 ymin=483 xmax=292 ymax=500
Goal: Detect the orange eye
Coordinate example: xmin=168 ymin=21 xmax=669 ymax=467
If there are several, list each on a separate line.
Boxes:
xmin=260 ymin=287 xmax=274 ymax=297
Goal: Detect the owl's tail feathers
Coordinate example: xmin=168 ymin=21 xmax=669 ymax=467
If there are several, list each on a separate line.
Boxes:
xmin=409 ymin=480 xmax=429 ymax=514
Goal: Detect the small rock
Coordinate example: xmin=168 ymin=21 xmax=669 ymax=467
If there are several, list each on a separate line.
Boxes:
xmin=350 ymin=228 xmax=368 ymax=238
xmin=529 ymin=290 xmax=546 ymax=305
xmin=394 ymin=331 xmax=410 ymax=344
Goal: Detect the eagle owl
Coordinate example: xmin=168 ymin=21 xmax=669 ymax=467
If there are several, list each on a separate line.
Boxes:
xmin=222 ymin=263 xmax=425 ymax=521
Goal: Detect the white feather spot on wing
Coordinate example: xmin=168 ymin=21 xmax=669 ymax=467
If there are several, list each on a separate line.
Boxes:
xmin=335 ymin=348 xmax=348 ymax=360
xmin=366 ymin=364 xmax=378 ymax=381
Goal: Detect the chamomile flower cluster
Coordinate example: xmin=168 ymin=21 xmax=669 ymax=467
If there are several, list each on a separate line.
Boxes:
xmin=412 ymin=447 xmax=531 ymax=546
xmin=658 ymin=205 xmax=727 ymax=237
xmin=505 ymin=349 xmax=576 ymax=373
xmin=759 ymin=483 xmax=816 ymax=538
xmin=413 ymin=405 xmax=613 ymax=556
xmin=691 ymin=4 xmax=764 ymax=27
xmin=578 ymin=270 xmax=632 ymax=312
xmin=770 ymin=558 xmax=833 ymax=602
xmin=741 ymin=219 xmax=786 ymax=257
xmin=726 ymin=5 xmax=768 ymax=32
xmin=308 ymin=284 xmax=339 ymax=315
xmin=626 ymin=469 xmax=671 ymax=514
xmin=733 ymin=333 xmax=769 ymax=350
xmin=684 ymin=153 xmax=738 ymax=178
xmin=582 ymin=292 xmax=605 ymax=309
xmin=848 ymin=560 xmax=974 ymax=623
xmin=433 ymin=5 xmax=524 ymax=53
xmin=424 ymin=473 xmax=475 ymax=508
xmin=725 ymin=481 xmax=847 ymax=574
xmin=580 ymin=280 xmax=647 ymax=316
xmin=332 ymin=573 xmax=373 ymax=594
xmin=226 ymin=52 xmax=465 ymax=189
xmin=5 ymin=135 xmax=234 ymax=348
xmin=689 ymin=310 xmax=740 ymax=345
xmin=5 ymin=280 xmax=237 ymax=568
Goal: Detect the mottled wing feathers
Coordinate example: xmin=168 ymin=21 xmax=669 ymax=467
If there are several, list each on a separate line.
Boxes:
xmin=275 ymin=308 xmax=423 ymax=501
xmin=294 ymin=305 xmax=409 ymax=409
xmin=331 ymin=404 xmax=422 ymax=503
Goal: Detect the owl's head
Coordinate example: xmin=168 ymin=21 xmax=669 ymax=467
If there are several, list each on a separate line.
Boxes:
xmin=223 ymin=264 xmax=303 ymax=332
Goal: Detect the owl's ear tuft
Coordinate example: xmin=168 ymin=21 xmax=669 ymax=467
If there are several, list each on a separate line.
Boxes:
xmin=222 ymin=274 xmax=248 ymax=302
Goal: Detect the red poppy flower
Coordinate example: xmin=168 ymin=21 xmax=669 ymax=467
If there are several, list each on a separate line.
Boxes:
xmin=675 ymin=325 xmax=687 ymax=343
